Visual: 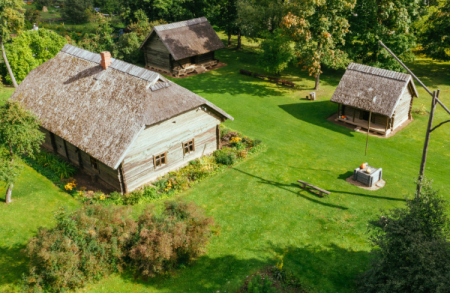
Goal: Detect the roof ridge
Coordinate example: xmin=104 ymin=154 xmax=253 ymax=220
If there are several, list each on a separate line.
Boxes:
xmin=61 ymin=44 xmax=160 ymax=83
xmin=347 ymin=62 xmax=410 ymax=82
xmin=154 ymin=17 xmax=207 ymax=32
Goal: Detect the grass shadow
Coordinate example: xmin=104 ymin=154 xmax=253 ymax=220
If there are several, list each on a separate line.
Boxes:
xmin=278 ymin=101 xmax=355 ymax=137
xmin=0 ymin=243 xmax=28 ymax=289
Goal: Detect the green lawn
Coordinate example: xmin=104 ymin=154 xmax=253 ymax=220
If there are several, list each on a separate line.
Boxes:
xmin=1 ymin=37 xmax=449 ymax=292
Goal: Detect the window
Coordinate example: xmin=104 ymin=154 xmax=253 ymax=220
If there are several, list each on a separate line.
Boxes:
xmin=360 ymin=110 xmax=375 ymax=123
xmin=90 ymin=156 xmax=98 ymax=170
xmin=183 ymin=139 xmax=195 ymax=155
xmin=154 ymin=152 xmax=167 ymax=169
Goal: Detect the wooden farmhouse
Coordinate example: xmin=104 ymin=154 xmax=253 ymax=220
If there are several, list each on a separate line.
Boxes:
xmin=331 ymin=63 xmax=419 ymax=136
xmin=11 ymin=44 xmax=233 ymax=193
xmin=139 ymin=17 xmax=225 ymax=77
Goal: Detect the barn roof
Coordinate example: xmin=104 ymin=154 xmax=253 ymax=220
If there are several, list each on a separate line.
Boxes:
xmin=139 ymin=17 xmax=225 ymax=61
xmin=11 ymin=44 xmax=233 ymax=170
xmin=330 ymin=63 xmax=419 ymax=118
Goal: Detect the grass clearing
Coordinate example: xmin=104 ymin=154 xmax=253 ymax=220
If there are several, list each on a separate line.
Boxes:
xmin=0 ymin=35 xmax=449 ymax=292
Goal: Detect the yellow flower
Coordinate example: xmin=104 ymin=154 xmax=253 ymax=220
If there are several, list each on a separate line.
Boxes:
xmin=100 ymin=194 xmax=105 ymax=200
xmin=231 ymin=137 xmax=242 ymax=144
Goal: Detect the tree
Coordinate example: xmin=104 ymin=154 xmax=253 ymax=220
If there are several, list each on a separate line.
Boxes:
xmin=3 ymin=29 xmax=67 ymax=84
xmin=34 ymin=0 xmax=56 ymax=10
xmin=77 ymin=13 xmax=113 ymax=53
xmin=93 ymin=0 xmax=120 ymax=15
xmin=419 ymin=0 xmax=450 ymax=61
xmin=281 ymin=0 xmax=355 ymax=90
xmin=24 ymin=9 xmax=41 ymax=25
xmin=344 ymin=0 xmax=426 ymax=71
xmin=112 ymin=32 xmax=144 ymax=64
xmin=358 ymin=180 xmax=450 ymax=292
xmin=0 ymin=0 xmax=24 ymax=88
xmin=60 ymin=0 xmax=93 ymax=23
xmin=210 ymin=0 xmax=239 ymax=46
xmin=257 ymin=29 xmax=293 ymax=75
xmin=0 ymin=101 xmax=44 ymax=204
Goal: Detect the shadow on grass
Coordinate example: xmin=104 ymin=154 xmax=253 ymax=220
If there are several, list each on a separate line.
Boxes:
xmin=278 ymin=101 xmax=355 ymax=137
xmin=0 ymin=243 xmax=28 ymax=289
xmin=118 ymin=242 xmax=371 ymax=293
xmin=232 ymin=168 xmax=349 ymax=210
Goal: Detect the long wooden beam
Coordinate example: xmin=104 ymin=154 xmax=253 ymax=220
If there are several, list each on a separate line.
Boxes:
xmin=379 ymin=41 xmax=450 ymax=116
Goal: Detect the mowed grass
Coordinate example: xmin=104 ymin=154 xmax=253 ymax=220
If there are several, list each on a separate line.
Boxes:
xmin=1 ymin=36 xmax=450 ymax=292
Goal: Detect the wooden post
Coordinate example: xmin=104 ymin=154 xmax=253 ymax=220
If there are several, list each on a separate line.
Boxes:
xmin=365 ymin=110 xmax=372 ymax=156
xmin=385 ymin=116 xmax=389 ymax=133
xmin=417 ymin=90 xmax=439 ymax=194
xmin=337 ymin=104 xmax=341 ymax=118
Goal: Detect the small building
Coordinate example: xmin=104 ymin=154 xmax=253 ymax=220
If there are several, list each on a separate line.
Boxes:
xmin=139 ymin=17 xmax=225 ymax=77
xmin=11 ymin=44 xmax=233 ymax=193
xmin=331 ymin=63 xmax=419 ymax=136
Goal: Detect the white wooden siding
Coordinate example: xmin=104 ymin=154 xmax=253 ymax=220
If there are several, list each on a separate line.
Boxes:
xmin=392 ymin=88 xmax=413 ymax=129
xmin=122 ymin=108 xmax=221 ymax=192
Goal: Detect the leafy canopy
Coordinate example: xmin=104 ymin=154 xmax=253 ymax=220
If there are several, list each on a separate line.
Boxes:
xmin=60 ymin=0 xmax=93 ymax=23
xmin=359 ymin=180 xmax=450 ymax=292
xmin=0 ymin=0 xmax=24 ymax=41
xmin=3 ymin=29 xmax=67 ymax=84
xmin=258 ymin=29 xmax=294 ymax=75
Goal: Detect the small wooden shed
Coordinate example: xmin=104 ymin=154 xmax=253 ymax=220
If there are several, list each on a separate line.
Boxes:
xmin=331 ymin=63 xmax=419 ymax=136
xmin=11 ymin=44 xmax=233 ymax=193
xmin=139 ymin=17 xmax=225 ymax=77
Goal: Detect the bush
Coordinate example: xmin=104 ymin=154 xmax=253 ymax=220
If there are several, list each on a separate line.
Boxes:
xmin=129 ymin=200 xmax=214 ymax=278
xmin=23 ymin=200 xmax=214 ymax=291
xmin=247 ymin=275 xmax=277 ymax=293
xmin=23 ymin=205 xmax=136 ymax=292
xmin=214 ymin=148 xmax=236 ymax=165
xmin=358 ymin=180 xmax=450 ymax=293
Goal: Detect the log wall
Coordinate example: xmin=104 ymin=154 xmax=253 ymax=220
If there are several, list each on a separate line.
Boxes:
xmin=392 ymin=88 xmax=413 ymax=129
xmin=144 ymin=34 xmax=171 ymax=71
xmin=122 ymin=108 xmax=221 ymax=192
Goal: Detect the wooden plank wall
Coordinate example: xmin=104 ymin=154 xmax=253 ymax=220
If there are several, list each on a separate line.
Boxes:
xmin=343 ymin=106 xmax=388 ymax=126
xmin=144 ymin=34 xmax=171 ymax=71
xmin=392 ymin=89 xmax=413 ymax=129
xmin=40 ymin=127 xmax=54 ymax=151
xmin=197 ymin=52 xmax=214 ymax=64
xmin=122 ymin=108 xmax=221 ymax=192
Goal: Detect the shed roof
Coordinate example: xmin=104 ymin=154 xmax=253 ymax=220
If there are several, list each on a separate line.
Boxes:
xmin=139 ymin=17 xmax=225 ymax=61
xmin=11 ymin=44 xmax=233 ymax=170
xmin=330 ymin=63 xmax=419 ymax=118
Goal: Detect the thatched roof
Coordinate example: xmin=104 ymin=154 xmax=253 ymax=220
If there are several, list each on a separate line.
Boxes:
xmin=139 ymin=17 xmax=225 ymax=61
xmin=11 ymin=44 xmax=233 ymax=169
xmin=330 ymin=63 xmax=419 ymax=117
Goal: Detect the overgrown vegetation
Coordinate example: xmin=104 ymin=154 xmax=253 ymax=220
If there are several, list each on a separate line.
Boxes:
xmin=238 ymin=266 xmax=306 ymax=293
xmin=33 ymin=151 xmax=77 ymax=179
xmin=358 ymin=180 xmax=450 ymax=292
xmin=22 ymin=200 xmax=214 ymax=292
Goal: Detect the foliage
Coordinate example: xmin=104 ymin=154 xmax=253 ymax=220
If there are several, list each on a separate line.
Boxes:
xmin=23 ymin=200 xmax=213 ymax=291
xmin=34 ymin=0 xmax=56 ymax=10
xmin=281 ymin=0 xmax=355 ymax=90
xmin=247 ymin=275 xmax=277 ymax=293
xmin=33 ymin=151 xmax=77 ymax=179
xmin=24 ymin=9 xmax=41 ymax=25
xmin=358 ymin=180 xmax=450 ymax=292
xmin=23 ymin=204 xmax=137 ymax=292
xmin=93 ymin=0 xmax=121 ymax=15
xmin=237 ymin=0 xmax=289 ymax=38
xmin=129 ymin=200 xmax=214 ymax=278
xmin=60 ymin=0 xmax=93 ymax=23
xmin=112 ymin=32 xmax=144 ymax=64
xmin=0 ymin=154 xmax=23 ymax=188
xmin=3 ymin=29 xmax=67 ymax=84
xmin=210 ymin=0 xmax=239 ymax=45
xmin=419 ymin=0 xmax=450 ymax=61
xmin=0 ymin=0 xmax=24 ymax=41
xmin=258 ymin=29 xmax=294 ymax=75
xmin=214 ymin=148 xmax=237 ymax=165
xmin=344 ymin=0 xmax=426 ymax=71
xmin=77 ymin=12 xmax=114 ymax=53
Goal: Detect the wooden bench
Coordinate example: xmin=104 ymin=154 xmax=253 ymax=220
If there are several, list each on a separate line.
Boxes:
xmin=281 ymin=80 xmax=295 ymax=87
xmin=267 ymin=76 xmax=280 ymax=83
xmin=240 ymin=69 xmax=253 ymax=76
xmin=297 ymin=180 xmax=330 ymax=197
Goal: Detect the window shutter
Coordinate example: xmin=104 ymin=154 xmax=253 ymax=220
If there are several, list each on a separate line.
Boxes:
xmin=192 ymin=138 xmax=195 ymax=152
xmin=182 ymin=142 xmax=185 ymax=155
xmin=153 ymin=155 xmax=156 ymax=170
xmin=164 ymin=152 xmax=168 ymax=165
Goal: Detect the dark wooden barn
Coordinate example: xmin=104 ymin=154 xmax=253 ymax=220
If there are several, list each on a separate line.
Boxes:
xmin=139 ymin=17 xmax=225 ymax=77
xmin=11 ymin=44 xmax=233 ymax=193
xmin=331 ymin=63 xmax=419 ymax=136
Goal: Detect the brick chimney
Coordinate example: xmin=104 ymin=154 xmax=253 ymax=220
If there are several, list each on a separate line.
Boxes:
xmin=100 ymin=51 xmax=111 ymax=70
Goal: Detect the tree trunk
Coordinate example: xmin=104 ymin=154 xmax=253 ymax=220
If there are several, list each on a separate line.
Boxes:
xmin=236 ymin=29 xmax=242 ymax=50
xmin=5 ymin=184 xmax=13 ymax=204
xmin=314 ymin=72 xmax=320 ymax=90
xmin=1 ymin=39 xmax=18 ymax=88
xmin=227 ymin=31 xmax=232 ymax=46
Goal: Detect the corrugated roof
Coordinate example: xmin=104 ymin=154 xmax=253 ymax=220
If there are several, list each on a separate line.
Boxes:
xmin=330 ymin=63 xmax=419 ymax=118
xmin=139 ymin=17 xmax=225 ymax=60
xmin=11 ymin=45 xmax=233 ymax=169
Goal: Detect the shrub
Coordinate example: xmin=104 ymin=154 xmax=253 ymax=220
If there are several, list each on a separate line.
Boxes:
xmin=214 ymin=148 xmax=236 ymax=165
xmin=23 ymin=205 xmax=136 ymax=292
xmin=358 ymin=180 xmax=450 ymax=293
xmin=23 ymin=200 xmax=214 ymax=291
xmin=247 ymin=275 xmax=277 ymax=293
xmin=129 ymin=200 xmax=214 ymax=278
